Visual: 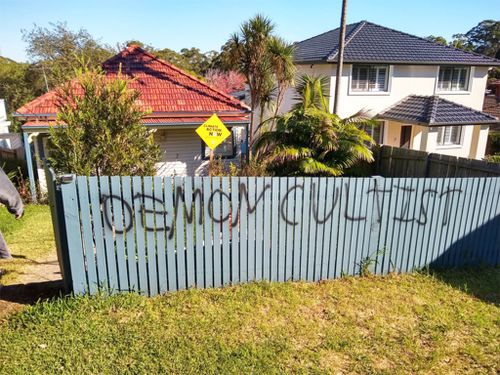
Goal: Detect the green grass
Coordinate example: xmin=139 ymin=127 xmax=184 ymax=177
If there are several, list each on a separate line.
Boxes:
xmin=0 ymin=270 xmax=498 ymax=374
xmin=0 ymin=204 xmax=498 ymax=373
xmin=0 ymin=205 xmax=55 ymax=284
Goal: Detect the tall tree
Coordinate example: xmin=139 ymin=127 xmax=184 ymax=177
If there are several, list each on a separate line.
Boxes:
xmin=0 ymin=57 xmax=45 ymax=124
xmin=22 ymin=22 xmax=114 ymax=88
xmin=268 ymin=37 xmax=296 ymax=118
xmin=462 ymin=20 xmax=500 ymax=59
xmin=225 ymin=14 xmax=275 ymax=144
xmin=49 ymin=69 xmax=160 ymax=176
xmin=224 ymin=15 xmax=295 ymax=146
xmin=180 ymin=47 xmax=217 ymax=76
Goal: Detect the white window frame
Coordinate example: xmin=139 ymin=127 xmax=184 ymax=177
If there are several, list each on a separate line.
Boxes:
xmin=201 ymin=128 xmax=236 ymax=160
xmin=436 ymin=125 xmax=463 ymax=148
xmin=362 ymin=120 xmax=385 ymax=145
xmin=348 ymin=64 xmax=393 ymax=96
xmin=434 ymin=66 xmax=473 ymax=95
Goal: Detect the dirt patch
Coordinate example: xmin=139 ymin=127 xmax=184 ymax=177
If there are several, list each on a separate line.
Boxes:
xmin=0 ymin=252 xmax=63 ymax=320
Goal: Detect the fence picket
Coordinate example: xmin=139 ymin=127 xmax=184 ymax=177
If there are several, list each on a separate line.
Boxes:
xmin=221 ymin=177 xmax=231 ymax=285
xmin=230 ymin=177 xmax=240 ymax=284
xmin=263 ymin=177 xmax=272 ymax=281
xmin=292 ymin=177 xmax=304 ymax=280
xmin=153 ymin=177 xmax=167 ymax=294
xmin=174 ymin=176 xmax=187 ymax=290
xmin=76 ymin=177 xmax=98 ymax=294
xmin=99 ymin=177 xmax=119 ymax=292
xmin=285 ymin=177 xmax=295 ymax=281
xmin=59 ymin=178 xmax=87 ymax=294
xmin=143 ymin=177 xmax=157 ymax=296
xmin=194 ymin=177 xmax=205 ymax=288
xmin=270 ymin=177 xmax=279 ymax=281
xmin=255 ymin=178 xmax=265 ymax=281
xmin=184 ymin=177 xmax=196 ymax=288
xmin=238 ymin=178 xmax=248 ymax=283
xmin=121 ymin=176 xmax=138 ymax=291
xmin=164 ymin=177 xmax=177 ymax=291
xmin=110 ymin=176 xmax=129 ymax=292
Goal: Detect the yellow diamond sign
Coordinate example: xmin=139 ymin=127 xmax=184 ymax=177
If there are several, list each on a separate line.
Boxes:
xmin=196 ymin=113 xmax=231 ymax=150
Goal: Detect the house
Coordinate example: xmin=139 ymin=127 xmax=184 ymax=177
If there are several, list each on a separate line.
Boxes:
xmin=483 ymin=79 xmax=500 ymax=131
xmin=14 ymin=45 xmax=250 ymax=198
xmin=0 ymin=99 xmax=23 ymax=157
xmin=282 ymin=21 xmax=500 ymax=158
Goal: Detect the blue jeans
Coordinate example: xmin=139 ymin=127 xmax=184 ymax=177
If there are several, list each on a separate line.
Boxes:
xmin=0 ymin=231 xmax=11 ymax=259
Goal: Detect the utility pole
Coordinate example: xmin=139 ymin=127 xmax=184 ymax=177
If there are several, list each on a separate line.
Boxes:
xmin=333 ymin=0 xmax=348 ymax=115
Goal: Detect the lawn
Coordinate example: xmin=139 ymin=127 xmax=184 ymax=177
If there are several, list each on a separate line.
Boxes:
xmin=0 ymin=204 xmax=498 ymax=374
xmin=0 ymin=269 xmax=498 ymax=374
xmin=0 ymin=205 xmax=55 ymax=284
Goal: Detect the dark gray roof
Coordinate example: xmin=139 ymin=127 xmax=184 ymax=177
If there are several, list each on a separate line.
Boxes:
xmin=377 ymin=95 xmax=500 ymax=126
xmin=294 ymin=21 xmax=500 ymax=66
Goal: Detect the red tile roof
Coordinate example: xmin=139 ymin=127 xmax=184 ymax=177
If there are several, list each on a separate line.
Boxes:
xmin=16 ymin=45 xmax=250 ymax=127
xmin=483 ymin=95 xmax=500 ymax=131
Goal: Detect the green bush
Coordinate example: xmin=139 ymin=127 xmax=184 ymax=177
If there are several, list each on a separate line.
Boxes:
xmin=487 ymin=131 xmax=500 ymax=155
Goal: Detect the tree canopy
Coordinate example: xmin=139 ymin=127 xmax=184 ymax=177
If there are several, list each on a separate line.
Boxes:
xmin=254 ymin=74 xmax=375 ymax=177
xmin=22 ymin=22 xmax=114 ymax=88
xmin=0 ymin=57 xmax=46 ymax=123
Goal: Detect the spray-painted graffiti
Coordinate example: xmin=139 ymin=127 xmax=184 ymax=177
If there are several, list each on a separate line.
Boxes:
xmin=101 ymin=180 xmax=463 ymax=237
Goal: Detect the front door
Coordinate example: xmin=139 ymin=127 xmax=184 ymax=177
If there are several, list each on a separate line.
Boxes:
xmin=400 ymin=126 xmax=412 ymax=149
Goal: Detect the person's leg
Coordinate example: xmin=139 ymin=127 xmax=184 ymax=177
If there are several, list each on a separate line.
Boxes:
xmin=0 ymin=231 xmax=12 ymax=259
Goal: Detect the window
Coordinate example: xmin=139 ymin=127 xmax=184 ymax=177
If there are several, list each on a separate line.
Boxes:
xmin=437 ymin=66 xmax=470 ymax=91
xmin=361 ymin=121 xmax=384 ymax=144
xmin=202 ymin=129 xmax=236 ymax=159
xmin=437 ymin=126 xmax=462 ymax=146
xmin=351 ymin=65 xmax=389 ymax=92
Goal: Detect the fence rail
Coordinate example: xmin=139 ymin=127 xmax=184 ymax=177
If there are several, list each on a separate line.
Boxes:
xmin=375 ymin=146 xmax=500 ymax=177
xmin=49 ymin=172 xmax=500 ymax=296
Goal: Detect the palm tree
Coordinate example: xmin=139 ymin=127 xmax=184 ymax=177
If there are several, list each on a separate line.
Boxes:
xmin=293 ymin=74 xmax=330 ymax=111
xmin=254 ymin=74 xmax=376 ymax=176
xmin=225 ymin=15 xmax=275 ymax=144
xmin=268 ymin=37 xmax=296 ymax=118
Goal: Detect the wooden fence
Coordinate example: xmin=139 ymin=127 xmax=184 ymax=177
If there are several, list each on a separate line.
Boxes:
xmin=47 ymin=170 xmax=500 ymax=296
xmin=375 ymin=146 xmax=500 ymax=177
xmin=0 ymin=147 xmax=23 ymax=161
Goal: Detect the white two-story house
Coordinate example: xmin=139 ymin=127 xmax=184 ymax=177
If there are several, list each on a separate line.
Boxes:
xmin=282 ymin=21 xmax=500 ymax=159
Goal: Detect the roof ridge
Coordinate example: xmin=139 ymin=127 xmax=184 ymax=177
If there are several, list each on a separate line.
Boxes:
xmin=427 ymin=95 xmax=440 ymax=124
xmin=294 ymin=21 xmax=362 ymax=48
xmin=104 ymin=46 xmax=250 ymax=111
xmin=327 ymin=21 xmax=367 ymax=62
xmin=361 ymin=21 xmax=500 ymax=64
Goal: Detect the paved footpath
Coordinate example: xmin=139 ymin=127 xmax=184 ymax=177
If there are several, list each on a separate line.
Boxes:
xmin=0 ymin=251 xmax=63 ymax=320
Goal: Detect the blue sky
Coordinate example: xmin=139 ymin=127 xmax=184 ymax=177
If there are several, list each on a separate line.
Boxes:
xmin=1 ymin=0 xmax=499 ymax=62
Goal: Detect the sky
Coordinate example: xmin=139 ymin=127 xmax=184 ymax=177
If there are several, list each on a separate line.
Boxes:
xmin=1 ymin=0 xmax=499 ymax=62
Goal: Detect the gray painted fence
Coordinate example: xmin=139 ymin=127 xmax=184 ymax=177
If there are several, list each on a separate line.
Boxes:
xmin=47 ymin=172 xmax=500 ymax=296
